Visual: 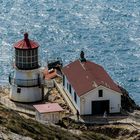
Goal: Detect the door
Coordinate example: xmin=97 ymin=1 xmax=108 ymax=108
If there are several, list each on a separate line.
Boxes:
xmin=92 ymin=100 xmax=109 ymax=115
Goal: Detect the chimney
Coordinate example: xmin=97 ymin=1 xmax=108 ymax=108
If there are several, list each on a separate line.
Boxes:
xmin=80 ymin=51 xmax=86 ymax=62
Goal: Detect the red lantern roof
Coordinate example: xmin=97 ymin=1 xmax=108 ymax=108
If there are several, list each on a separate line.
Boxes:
xmin=14 ymin=33 xmax=39 ymax=49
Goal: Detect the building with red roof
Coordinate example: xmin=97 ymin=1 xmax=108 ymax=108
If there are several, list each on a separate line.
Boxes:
xmin=62 ymin=51 xmax=122 ymax=115
xmin=9 ymin=33 xmax=44 ymax=103
xmin=34 ymin=103 xmax=64 ymax=123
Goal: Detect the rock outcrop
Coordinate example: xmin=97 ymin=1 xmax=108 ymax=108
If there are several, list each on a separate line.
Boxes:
xmin=119 ymin=86 xmax=140 ymax=112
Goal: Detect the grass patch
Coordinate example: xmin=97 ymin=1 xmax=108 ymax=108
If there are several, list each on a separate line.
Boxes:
xmin=1 ymin=104 xmax=139 ymax=140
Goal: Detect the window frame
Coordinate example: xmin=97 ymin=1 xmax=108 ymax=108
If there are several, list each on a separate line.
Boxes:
xmin=74 ymin=92 xmax=77 ymax=103
xmin=67 ymin=83 xmax=69 ymax=90
xmin=98 ymin=89 xmax=103 ymax=97
xmin=69 ymin=84 xmax=72 ymax=94
xmin=17 ymin=88 xmax=21 ymax=93
xmin=63 ymin=75 xmax=65 ymax=86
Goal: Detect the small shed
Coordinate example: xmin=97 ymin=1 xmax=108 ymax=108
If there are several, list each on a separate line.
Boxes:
xmin=33 ymin=103 xmax=64 ymax=123
xmin=44 ymin=69 xmax=57 ymax=88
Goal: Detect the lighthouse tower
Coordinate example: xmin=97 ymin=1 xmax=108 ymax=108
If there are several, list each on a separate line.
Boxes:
xmin=9 ymin=33 xmax=44 ymax=102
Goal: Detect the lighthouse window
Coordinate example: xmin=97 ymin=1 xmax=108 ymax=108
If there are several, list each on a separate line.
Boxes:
xmin=19 ymin=57 xmax=22 ymax=62
xmin=32 ymin=57 xmax=35 ymax=62
xmin=23 ymin=51 xmax=25 ymax=56
xmin=27 ymin=50 xmax=31 ymax=56
xmin=32 ymin=50 xmax=35 ymax=55
xmin=21 ymin=50 xmax=24 ymax=56
xmin=23 ymin=58 xmax=26 ymax=63
xmin=17 ymin=88 xmax=21 ymax=93
xmin=28 ymin=57 xmax=31 ymax=62
xmin=35 ymin=55 xmax=38 ymax=59
xmin=15 ymin=49 xmax=17 ymax=55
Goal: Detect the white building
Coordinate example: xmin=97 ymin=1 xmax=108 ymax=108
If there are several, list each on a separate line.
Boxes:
xmin=34 ymin=103 xmax=64 ymax=124
xmin=9 ymin=33 xmax=44 ymax=102
xmin=62 ymin=51 xmax=122 ymax=115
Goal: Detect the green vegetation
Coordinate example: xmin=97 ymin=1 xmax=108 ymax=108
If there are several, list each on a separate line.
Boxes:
xmin=58 ymin=117 xmax=140 ymax=140
xmin=0 ymin=104 xmax=76 ymax=140
xmin=0 ymin=103 xmax=140 ymax=140
xmin=0 ymin=104 xmax=111 ymax=140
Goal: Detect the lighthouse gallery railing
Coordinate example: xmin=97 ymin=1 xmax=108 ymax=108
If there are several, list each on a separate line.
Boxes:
xmin=9 ymin=76 xmax=41 ymax=87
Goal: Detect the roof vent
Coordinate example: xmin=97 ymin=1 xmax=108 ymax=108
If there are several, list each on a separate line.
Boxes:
xmin=80 ymin=51 xmax=86 ymax=62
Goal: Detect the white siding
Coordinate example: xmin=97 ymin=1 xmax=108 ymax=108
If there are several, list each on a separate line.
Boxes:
xmin=15 ymin=68 xmax=43 ymax=81
xmin=10 ymin=85 xmax=42 ymax=102
xmin=10 ymin=68 xmax=44 ymax=102
xmin=36 ymin=112 xmax=63 ymax=124
xmin=80 ymin=85 xmax=121 ymax=115
xmin=63 ymin=75 xmax=80 ymax=111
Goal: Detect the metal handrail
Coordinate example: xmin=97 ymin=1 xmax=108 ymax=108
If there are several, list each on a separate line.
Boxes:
xmin=9 ymin=76 xmax=41 ymax=87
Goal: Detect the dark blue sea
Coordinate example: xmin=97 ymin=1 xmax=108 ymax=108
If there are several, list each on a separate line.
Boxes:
xmin=0 ymin=0 xmax=139 ymax=104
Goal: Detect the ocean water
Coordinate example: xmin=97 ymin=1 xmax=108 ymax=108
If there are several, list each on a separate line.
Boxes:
xmin=0 ymin=0 xmax=139 ymax=104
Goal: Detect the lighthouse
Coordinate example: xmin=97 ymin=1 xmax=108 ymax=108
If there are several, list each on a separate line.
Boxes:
xmin=9 ymin=33 xmax=44 ymax=102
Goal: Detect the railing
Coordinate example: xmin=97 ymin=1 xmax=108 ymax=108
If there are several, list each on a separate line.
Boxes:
xmin=9 ymin=76 xmax=41 ymax=87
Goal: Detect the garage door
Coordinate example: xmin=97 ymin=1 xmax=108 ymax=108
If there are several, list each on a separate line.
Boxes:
xmin=92 ymin=100 xmax=109 ymax=115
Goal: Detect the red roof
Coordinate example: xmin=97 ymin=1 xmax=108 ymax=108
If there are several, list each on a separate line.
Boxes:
xmin=33 ymin=103 xmax=64 ymax=113
xmin=62 ymin=60 xmax=122 ymax=96
xmin=14 ymin=33 xmax=39 ymax=49
xmin=44 ymin=69 xmax=57 ymax=80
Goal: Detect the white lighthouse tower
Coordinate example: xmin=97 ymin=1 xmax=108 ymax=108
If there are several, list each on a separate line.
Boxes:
xmin=9 ymin=33 xmax=44 ymax=102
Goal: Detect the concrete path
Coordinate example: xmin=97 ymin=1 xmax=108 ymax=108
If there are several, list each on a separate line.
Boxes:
xmin=79 ymin=115 xmax=140 ymax=130
xmin=54 ymin=80 xmax=77 ymax=114
xmin=0 ymin=96 xmax=35 ymax=115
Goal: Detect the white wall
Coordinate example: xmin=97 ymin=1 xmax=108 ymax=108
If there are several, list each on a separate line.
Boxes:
xmin=36 ymin=112 xmax=63 ymax=124
xmin=14 ymin=68 xmax=42 ymax=80
xmin=80 ymin=85 xmax=121 ymax=115
xmin=10 ymin=85 xmax=42 ymax=102
xmin=63 ymin=75 xmax=80 ymax=111
xmin=10 ymin=67 xmax=44 ymax=102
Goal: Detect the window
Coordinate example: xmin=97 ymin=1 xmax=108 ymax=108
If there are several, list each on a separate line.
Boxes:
xmin=63 ymin=75 xmax=65 ymax=86
xmin=17 ymin=88 xmax=21 ymax=93
xmin=74 ymin=92 xmax=77 ymax=103
xmin=98 ymin=90 xmax=103 ymax=97
xmin=27 ymin=50 xmax=31 ymax=56
xmin=69 ymin=84 xmax=71 ymax=94
xmin=23 ymin=50 xmax=26 ymax=57
xmin=67 ymin=83 xmax=69 ymax=90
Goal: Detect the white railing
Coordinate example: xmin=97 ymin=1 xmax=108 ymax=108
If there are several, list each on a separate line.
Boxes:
xmin=9 ymin=77 xmax=41 ymax=87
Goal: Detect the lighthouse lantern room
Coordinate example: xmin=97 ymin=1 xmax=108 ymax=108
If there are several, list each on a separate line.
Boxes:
xmin=9 ymin=33 xmax=44 ymax=102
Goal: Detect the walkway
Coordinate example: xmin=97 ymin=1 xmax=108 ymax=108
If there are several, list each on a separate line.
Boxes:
xmin=54 ymin=79 xmax=77 ymax=114
xmin=0 ymin=96 xmax=35 ymax=115
xmin=80 ymin=115 xmax=140 ymax=130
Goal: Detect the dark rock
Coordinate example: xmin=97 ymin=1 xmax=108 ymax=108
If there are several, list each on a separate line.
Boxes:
xmin=118 ymin=85 xmax=140 ymax=112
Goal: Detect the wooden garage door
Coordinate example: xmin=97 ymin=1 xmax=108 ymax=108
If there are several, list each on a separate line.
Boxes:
xmin=92 ymin=100 xmax=109 ymax=115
